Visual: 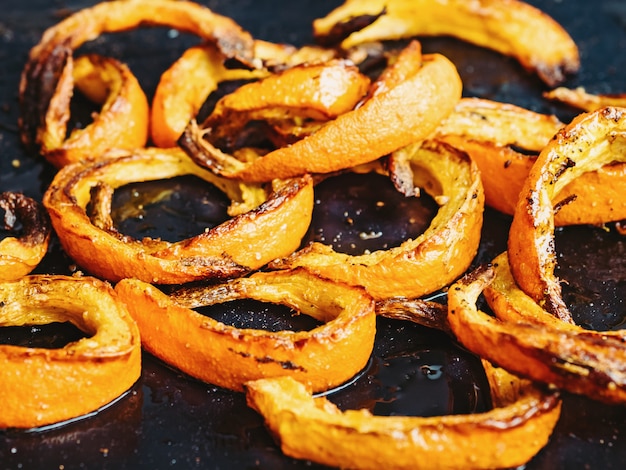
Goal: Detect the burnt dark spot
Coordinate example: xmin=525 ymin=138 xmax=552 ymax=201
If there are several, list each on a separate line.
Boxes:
xmin=554 ymin=194 xmax=578 ymax=214
xmin=553 ymin=157 xmax=576 ymax=181
xmin=19 ymin=38 xmax=72 ymax=150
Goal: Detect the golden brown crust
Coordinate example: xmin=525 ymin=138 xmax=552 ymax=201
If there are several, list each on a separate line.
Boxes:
xmin=0 ymin=192 xmax=51 ymax=281
xmin=245 ymin=361 xmax=561 ymax=470
xmin=19 ymin=0 xmax=255 ymax=153
xmin=43 ymin=147 xmax=314 ymax=284
xmin=449 ymin=257 xmax=626 ymax=404
xmin=313 ymin=0 xmax=580 ymax=86
xmin=270 ymin=139 xmax=484 ymax=300
xmin=115 ymin=268 xmax=376 ymax=392
xmin=0 ymin=275 xmax=141 ymax=429
xmin=508 ymin=107 xmax=626 ymax=322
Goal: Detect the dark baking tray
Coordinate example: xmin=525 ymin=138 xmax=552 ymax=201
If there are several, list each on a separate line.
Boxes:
xmin=1 ymin=1 xmax=625 ymax=468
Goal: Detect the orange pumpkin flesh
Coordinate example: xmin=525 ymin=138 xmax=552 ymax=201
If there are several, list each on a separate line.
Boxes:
xmin=448 ymin=259 xmax=626 ymax=405
xmin=270 ymin=139 xmax=484 ymax=300
xmin=245 ymin=361 xmax=561 ymax=470
xmin=508 ymin=107 xmax=626 ymax=322
xmin=115 ymin=268 xmax=376 ymax=393
xmin=436 ymin=98 xmax=626 ymax=225
xmin=0 ymin=275 xmax=141 ymax=429
xmin=182 ymin=43 xmax=462 ymax=183
xmin=313 ymin=0 xmax=579 ymax=86
xmin=37 ymin=54 xmax=149 ymax=167
xmin=43 ymin=147 xmax=314 ymax=284
xmin=0 ymin=192 xmax=51 ymax=281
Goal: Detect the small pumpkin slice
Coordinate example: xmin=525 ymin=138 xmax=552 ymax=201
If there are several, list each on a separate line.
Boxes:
xmin=545 ymin=86 xmax=626 ymax=112
xmin=271 ymin=139 xmax=484 ymax=300
xmin=115 ymin=268 xmax=376 ymax=393
xmin=448 ymin=259 xmax=626 ymax=405
xmin=151 ymin=44 xmax=269 ymax=149
xmin=0 ymin=192 xmax=51 ymax=281
xmin=195 ymin=59 xmax=371 ymax=149
xmin=37 ymin=53 xmax=149 ymax=167
xmin=245 ymin=360 xmax=560 ymax=470
xmin=0 ymin=275 xmax=141 ymax=429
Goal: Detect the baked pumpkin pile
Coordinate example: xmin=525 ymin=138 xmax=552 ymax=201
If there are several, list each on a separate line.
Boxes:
xmin=2 ymin=0 xmax=625 ymax=468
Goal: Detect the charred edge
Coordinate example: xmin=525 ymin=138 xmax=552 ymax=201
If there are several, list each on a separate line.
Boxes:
xmin=0 ymin=192 xmax=51 ymax=245
xmin=19 ymin=38 xmax=73 ymax=150
xmin=601 ymin=106 xmax=625 ymax=122
xmin=178 ymin=123 xmax=221 ymax=173
xmin=214 ymin=32 xmax=256 ymax=65
xmin=536 ymin=57 xmax=580 ymax=88
xmin=540 ymin=349 xmax=622 ymax=393
xmin=314 ymin=9 xmax=386 ymax=47
xmin=375 ymin=298 xmax=450 ymax=334
xmin=459 ymin=263 xmax=494 ymax=287
xmin=87 ymin=182 xmax=116 ymax=232
xmin=552 ymin=157 xmax=576 ymax=182
xmin=542 ymin=295 xmax=574 ymax=324
xmin=386 ymin=155 xmax=418 ymax=197
xmin=553 ymin=194 xmax=577 ymax=214
xmin=229 ymin=349 xmax=306 ymax=372
xmin=481 ymin=387 xmax=560 ymax=430
xmin=254 ymin=175 xmax=311 ymax=215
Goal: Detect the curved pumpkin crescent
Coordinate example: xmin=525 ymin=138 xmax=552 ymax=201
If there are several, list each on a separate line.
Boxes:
xmin=43 ymin=147 xmax=314 ymax=284
xmin=270 ymin=139 xmax=484 ymax=301
xmin=19 ymin=0 xmax=255 ymax=152
xmin=448 ymin=258 xmax=626 ymax=405
xmin=115 ymin=268 xmax=376 ymax=393
xmin=313 ymin=0 xmax=579 ymax=86
xmin=0 ymin=192 xmax=51 ymax=281
xmin=436 ymin=98 xmax=626 ymax=225
xmin=36 ymin=54 xmax=149 ymax=167
xmin=244 ymin=361 xmax=560 ymax=470
xmin=508 ymin=107 xmax=626 ymax=322
xmin=0 ymin=275 xmax=141 ymax=429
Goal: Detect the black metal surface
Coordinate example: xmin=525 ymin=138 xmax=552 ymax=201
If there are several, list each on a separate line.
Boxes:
xmin=1 ymin=1 xmax=626 ymax=469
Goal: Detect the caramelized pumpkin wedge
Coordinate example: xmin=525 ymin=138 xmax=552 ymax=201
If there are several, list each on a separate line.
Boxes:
xmin=245 ymin=361 xmax=561 ymax=470
xmin=19 ymin=0 xmax=255 ymax=152
xmin=152 ymin=40 xmax=342 ymax=150
xmin=194 ymin=59 xmax=371 ymax=149
xmin=115 ymin=268 xmax=376 ymax=393
xmin=43 ymin=147 xmax=314 ymax=284
xmin=0 ymin=192 xmax=51 ymax=281
xmin=0 ymin=275 xmax=141 ymax=429
xmin=151 ymin=44 xmax=270 ymax=149
xmin=436 ymin=98 xmax=626 ymax=225
xmin=448 ymin=260 xmax=626 ymax=405
xmin=436 ymin=98 xmax=564 ymax=150
xmin=182 ymin=43 xmax=462 ymax=182
xmin=313 ymin=0 xmax=579 ymax=86
xmin=508 ymin=107 xmax=626 ymax=322
xmin=37 ymin=54 xmax=149 ymax=167
xmin=270 ymin=139 xmax=484 ymax=300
